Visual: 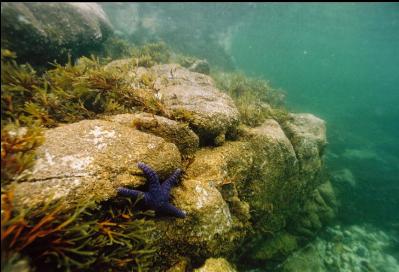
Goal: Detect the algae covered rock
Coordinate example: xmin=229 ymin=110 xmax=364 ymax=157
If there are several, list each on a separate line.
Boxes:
xmin=10 ymin=119 xmax=181 ymax=211
xmin=153 ymin=141 xmax=253 ymax=267
xmin=187 ymin=59 xmax=210 ymax=75
xmin=194 ymin=258 xmax=237 ymax=272
xmin=294 ymin=180 xmax=338 ymax=237
xmin=151 ymin=64 xmax=240 ymax=145
xmin=243 ymin=119 xmax=299 ymax=230
xmin=105 ymin=113 xmax=199 ymax=156
xmin=284 ymin=113 xmax=327 ymax=179
xmin=253 ymin=232 xmax=299 ymax=261
xmin=1 ymin=2 xmax=113 ymax=66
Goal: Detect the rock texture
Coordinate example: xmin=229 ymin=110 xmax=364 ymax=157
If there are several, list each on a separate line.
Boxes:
xmin=194 ymin=258 xmax=237 ymax=272
xmin=105 ymin=113 xmax=199 ymax=156
xmin=151 ymin=64 xmax=240 ymax=145
xmin=1 ymin=3 xmax=113 ymax=66
xmin=280 ymin=225 xmax=399 ymax=272
xmin=11 ymin=119 xmax=181 ymax=210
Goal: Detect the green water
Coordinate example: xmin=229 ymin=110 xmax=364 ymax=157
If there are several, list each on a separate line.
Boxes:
xmin=229 ymin=3 xmax=399 ymax=227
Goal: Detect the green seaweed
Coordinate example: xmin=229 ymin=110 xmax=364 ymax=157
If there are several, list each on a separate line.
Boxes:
xmin=211 ymin=71 xmax=288 ymax=127
xmin=131 ymin=42 xmax=171 ymax=68
xmin=1 ymin=121 xmax=44 ymax=186
xmin=1 ymin=190 xmax=158 ymax=272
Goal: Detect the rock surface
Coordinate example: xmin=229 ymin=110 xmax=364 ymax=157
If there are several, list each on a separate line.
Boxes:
xmin=11 ymin=119 xmax=181 ymax=210
xmin=151 ymin=64 xmax=240 ymax=145
xmin=279 ymin=224 xmax=399 ymax=272
xmin=1 ymin=3 xmax=113 ymax=66
xmin=284 ymin=113 xmax=327 ymax=180
xmin=105 ymin=113 xmax=199 ymax=156
xmin=194 ymin=258 xmax=237 ymax=272
xmin=187 ymin=59 xmax=210 ymax=75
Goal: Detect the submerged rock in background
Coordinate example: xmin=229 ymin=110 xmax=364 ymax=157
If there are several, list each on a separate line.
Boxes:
xmin=1 ymin=2 xmax=113 ymax=66
xmin=279 ymin=224 xmax=399 ymax=272
xmin=187 ymin=59 xmax=210 ymax=75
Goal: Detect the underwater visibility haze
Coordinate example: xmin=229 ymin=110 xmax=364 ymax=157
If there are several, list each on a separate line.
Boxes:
xmin=1 ymin=2 xmax=398 ymax=272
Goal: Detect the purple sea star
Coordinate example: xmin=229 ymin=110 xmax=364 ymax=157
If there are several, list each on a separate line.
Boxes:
xmin=117 ymin=162 xmax=186 ymax=218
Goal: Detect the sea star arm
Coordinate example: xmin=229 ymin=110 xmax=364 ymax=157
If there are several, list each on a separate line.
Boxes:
xmin=161 ymin=169 xmax=182 ymax=197
xmin=138 ymin=162 xmax=161 ymax=195
xmin=160 ymin=203 xmax=186 ymax=218
xmin=117 ymin=187 xmax=144 ymax=199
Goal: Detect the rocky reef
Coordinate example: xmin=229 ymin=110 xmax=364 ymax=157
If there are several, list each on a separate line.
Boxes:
xmin=1 ymin=56 xmax=337 ymax=271
xmin=1 ymin=5 xmax=338 ymax=270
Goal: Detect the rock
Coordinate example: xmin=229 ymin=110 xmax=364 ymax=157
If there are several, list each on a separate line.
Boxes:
xmin=317 ymin=180 xmax=338 ymax=208
xmin=293 ymin=180 xmax=337 ymax=235
xmin=1 ymin=3 xmax=113 ymax=66
xmin=332 ymin=168 xmax=357 ymax=187
xmin=105 ymin=113 xmax=199 ymax=156
xmin=6 ymin=107 xmax=335 ymax=271
xmin=243 ymin=119 xmax=299 ymax=230
xmin=187 ymin=59 xmax=210 ymax=75
xmin=151 ymin=64 xmax=240 ymax=145
xmin=284 ymin=113 xmax=327 ymax=179
xmin=11 ymin=119 xmax=181 ymax=211
xmin=166 ymin=258 xmax=189 ymax=272
xmin=279 ymin=243 xmax=327 ymax=272
xmin=253 ymin=232 xmax=298 ymax=261
xmin=194 ymin=258 xmax=237 ymax=272
xmin=153 ymin=141 xmax=252 ymax=267
xmin=237 ymin=117 xmax=334 ymax=263
xmin=281 ymin=224 xmax=399 ymax=272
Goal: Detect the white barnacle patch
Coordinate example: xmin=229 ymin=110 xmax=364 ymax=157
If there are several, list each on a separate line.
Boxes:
xmin=61 ymin=155 xmax=93 ymax=171
xmin=45 ymin=150 xmax=55 ymax=166
xmin=147 ymin=143 xmax=157 ymax=149
xmin=195 ymin=184 xmax=209 ymax=209
xmin=89 ymin=126 xmax=116 ymax=150
xmin=32 ymin=149 xmax=54 ymax=174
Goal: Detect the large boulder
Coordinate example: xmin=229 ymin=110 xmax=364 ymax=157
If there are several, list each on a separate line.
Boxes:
xmin=236 ymin=117 xmax=333 ymax=265
xmin=102 ymin=61 xmax=240 ymax=146
xmin=1 ymin=3 xmax=113 ymax=66
xmin=151 ymin=64 xmax=240 ymax=145
xmin=11 ymin=119 xmax=181 ymax=210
